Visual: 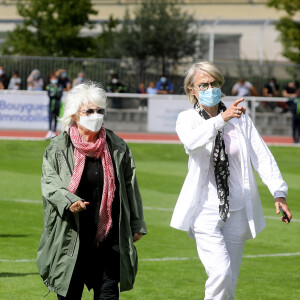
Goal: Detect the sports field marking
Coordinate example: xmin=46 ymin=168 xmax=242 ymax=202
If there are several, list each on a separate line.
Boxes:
xmin=0 ymin=200 xmax=299 ymax=222
xmin=2 ymin=252 xmax=300 ymax=263
xmin=143 ymin=206 xmax=300 ymax=223
xmin=0 ymin=198 xmax=41 ymax=204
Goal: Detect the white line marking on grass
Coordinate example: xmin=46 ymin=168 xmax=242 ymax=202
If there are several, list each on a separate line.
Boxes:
xmin=144 ymin=207 xmax=300 ymax=222
xmin=0 ymin=137 xmax=45 ymax=141
xmin=265 ymin=216 xmax=300 ymax=223
xmin=2 ymin=252 xmax=300 ymax=263
xmin=0 ymin=259 xmax=36 ymax=262
xmin=141 ymin=257 xmax=196 ymax=262
xmin=1 ymin=201 xmax=300 ymax=223
xmin=0 ymin=198 xmax=41 ymax=204
xmin=243 ymin=252 xmax=300 ymax=258
xmin=141 ymin=252 xmax=300 ymax=261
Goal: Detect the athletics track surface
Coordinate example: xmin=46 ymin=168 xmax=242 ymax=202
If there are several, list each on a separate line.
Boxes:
xmin=0 ymin=130 xmax=296 ymax=146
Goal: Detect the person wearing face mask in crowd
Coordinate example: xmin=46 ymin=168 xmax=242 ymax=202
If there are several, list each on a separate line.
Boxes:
xmin=56 ymin=69 xmax=71 ymax=91
xmin=106 ymin=74 xmax=127 ymax=109
xmin=0 ymin=66 xmax=9 ymax=89
xmin=45 ymin=74 xmax=64 ymax=139
xmin=37 ymin=82 xmax=147 ymax=300
xmin=156 ymin=75 xmax=174 ymax=94
xmin=27 ymin=69 xmax=44 ymax=91
xmin=170 ymin=61 xmax=292 ymax=300
xmin=8 ymin=71 xmax=22 ymax=90
xmin=72 ymin=72 xmax=85 ymax=87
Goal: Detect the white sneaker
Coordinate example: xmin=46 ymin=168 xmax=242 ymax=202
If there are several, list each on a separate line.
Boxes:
xmin=51 ymin=131 xmax=56 ymax=138
xmin=45 ymin=131 xmax=52 ymax=139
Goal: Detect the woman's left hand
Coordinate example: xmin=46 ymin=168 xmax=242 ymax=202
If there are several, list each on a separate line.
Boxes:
xmin=274 ymin=197 xmax=292 ymax=224
xmin=221 ymin=98 xmax=247 ymax=122
xmin=133 ymin=233 xmax=143 ymax=243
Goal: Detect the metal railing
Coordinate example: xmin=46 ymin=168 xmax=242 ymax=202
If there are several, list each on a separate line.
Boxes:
xmin=0 ymin=55 xmax=299 ymax=96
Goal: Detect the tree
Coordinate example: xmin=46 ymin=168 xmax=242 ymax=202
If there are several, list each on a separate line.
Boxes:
xmin=119 ymin=0 xmax=197 ymax=73
xmin=268 ymin=0 xmax=300 ymax=63
xmin=1 ymin=0 xmax=97 ymax=57
xmin=95 ymin=16 xmax=124 ymax=59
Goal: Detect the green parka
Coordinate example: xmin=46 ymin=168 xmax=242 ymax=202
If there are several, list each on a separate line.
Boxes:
xmin=37 ymin=129 xmax=147 ymax=297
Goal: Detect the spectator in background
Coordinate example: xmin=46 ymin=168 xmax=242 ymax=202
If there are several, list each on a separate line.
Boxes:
xmin=72 ymin=72 xmax=85 ymax=87
xmin=282 ymin=81 xmax=297 ymax=99
xmin=8 ymin=71 xmax=22 ymax=90
xmin=156 ymin=75 xmax=174 ymax=94
xmin=146 ymin=81 xmax=157 ymax=95
xmin=0 ymin=66 xmax=9 ymax=89
xmin=287 ymin=87 xmax=300 ymax=143
xmin=106 ymin=74 xmax=127 ymax=109
xmin=280 ymin=81 xmax=298 ymax=113
xmin=45 ymin=74 xmax=64 ymax=139
xmin=137 ymin=82 xmax=147 ymax=110
xmin=27 ymin=69 xmax=44 ymax=91
xmin=137 ymin=82 xmax=146 ymax=94
xmin=262 ymin=78 xmax=279 ymax=111
xmin=56 ymin=69 xmax=71 ymax=91
xmin=231 ymin=78 xmax=258 ymax=97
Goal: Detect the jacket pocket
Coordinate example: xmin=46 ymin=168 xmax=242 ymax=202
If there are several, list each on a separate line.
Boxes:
xmin=44 ymin=208 xmax=57 ymax=231
xmin=66 ymin=229 xmax=78 ymax=257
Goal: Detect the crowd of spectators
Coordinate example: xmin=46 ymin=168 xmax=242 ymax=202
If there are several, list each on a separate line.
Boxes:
xmin=0 ymin=65 xmax=298 ymax=110
xmin=1 ymin=65 xmax=299 ymax=142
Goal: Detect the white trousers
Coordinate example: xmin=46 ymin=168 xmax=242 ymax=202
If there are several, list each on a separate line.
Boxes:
xmin=193 ymin=208 xmax=252 ymax=300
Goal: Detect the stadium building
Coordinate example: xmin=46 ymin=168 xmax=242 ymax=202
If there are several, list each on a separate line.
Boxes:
xmin=0 ymin=0 xmax=297 ymax=63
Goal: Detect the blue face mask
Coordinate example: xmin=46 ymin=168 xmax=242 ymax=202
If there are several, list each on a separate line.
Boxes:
xmin=197 ymin=87 xmax=221 ymax=107
xmin=51 ymin=79 xmax=58 ymax=84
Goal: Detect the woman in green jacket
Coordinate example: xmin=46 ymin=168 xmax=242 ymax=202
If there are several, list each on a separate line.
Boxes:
xmin=37 ymin=82 xmax=147 ymax=299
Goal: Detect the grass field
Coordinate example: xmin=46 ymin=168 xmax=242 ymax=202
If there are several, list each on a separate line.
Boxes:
xmin=0 ymin=140 xmax=299 ymax=300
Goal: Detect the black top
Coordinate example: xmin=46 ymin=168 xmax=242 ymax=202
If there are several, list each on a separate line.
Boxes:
xmin=77 ymin=156 xmax=120 ymax=249
xmin=76 ymin=155 xmax=120 ymax=286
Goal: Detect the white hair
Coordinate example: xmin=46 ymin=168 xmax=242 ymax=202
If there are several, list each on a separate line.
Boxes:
xmin=184 ymin=61 xmax=225 ymax=104
xmin=60 ymin=82 xmax=107 ymax=132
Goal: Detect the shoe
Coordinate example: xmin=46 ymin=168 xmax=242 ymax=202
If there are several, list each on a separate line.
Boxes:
xmin=51 ymin=131 xmax=56 ymax=138
xmin=45 ymin=131 xmax=52 ymax=139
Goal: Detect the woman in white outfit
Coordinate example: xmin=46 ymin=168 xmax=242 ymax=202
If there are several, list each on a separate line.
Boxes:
xmin=170 ymin=61 xmax=292 ymax=300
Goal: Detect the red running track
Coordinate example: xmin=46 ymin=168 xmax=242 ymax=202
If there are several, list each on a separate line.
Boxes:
xmin=0 ymin=130 xmax=295 ymax=145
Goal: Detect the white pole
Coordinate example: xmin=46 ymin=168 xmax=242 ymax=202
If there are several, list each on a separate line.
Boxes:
xmin=195 ymin=22 xmax=201 ymax=60
xmin=209 ymin=17 xmax=221 ymax=63
xmin=259 ymin=19 xmax=270 ymax=69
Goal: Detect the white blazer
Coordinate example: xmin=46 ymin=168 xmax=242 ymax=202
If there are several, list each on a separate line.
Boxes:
xmin=170 ymin=109 xmax=288 ymax=238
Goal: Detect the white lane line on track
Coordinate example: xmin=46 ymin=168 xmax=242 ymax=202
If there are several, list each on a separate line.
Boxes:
xmin=2 ymin=252 xmax=300 ymax=263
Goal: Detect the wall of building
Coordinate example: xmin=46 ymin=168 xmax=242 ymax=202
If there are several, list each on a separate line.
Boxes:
xmin=0 ymin=1 xmax=298 ymax=63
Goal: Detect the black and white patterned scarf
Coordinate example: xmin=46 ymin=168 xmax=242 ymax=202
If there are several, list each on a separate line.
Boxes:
xmin=194 ymin=101 xmax=230 ymax=221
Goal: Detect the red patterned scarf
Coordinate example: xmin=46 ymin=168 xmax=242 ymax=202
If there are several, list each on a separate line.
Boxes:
xmin=68 ymin=125 xmax=116 ymax=244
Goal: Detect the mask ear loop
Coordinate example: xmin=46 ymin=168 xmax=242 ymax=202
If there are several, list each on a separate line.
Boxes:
xmin=192 ymin=87 xmax=201 ymax=103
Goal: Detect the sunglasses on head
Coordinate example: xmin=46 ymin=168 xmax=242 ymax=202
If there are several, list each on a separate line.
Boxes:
xmin=80 ymin=108 xmax=105 ymax=115
xmin=198 ymin=81 xmax=221 ymax=91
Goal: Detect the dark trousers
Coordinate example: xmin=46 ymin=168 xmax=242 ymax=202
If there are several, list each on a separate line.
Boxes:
xmin=49 ymin=100 xmax=60 ymax=132
xmin=57 ymin=245 xmax=120 ymax=300
xmin=57 ymin=270 xmax=119 ymax=300
xmin=292 ymin=116 xmax=300 ymax=143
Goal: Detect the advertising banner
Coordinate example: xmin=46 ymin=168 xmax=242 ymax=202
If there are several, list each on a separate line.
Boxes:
xmin=0 ymin=91 xmax=68 ymax=130
xmin=147 ymin=95 xmax=248 ymax=133
xmin=0 ymin=91 xmax=49 ymax=130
